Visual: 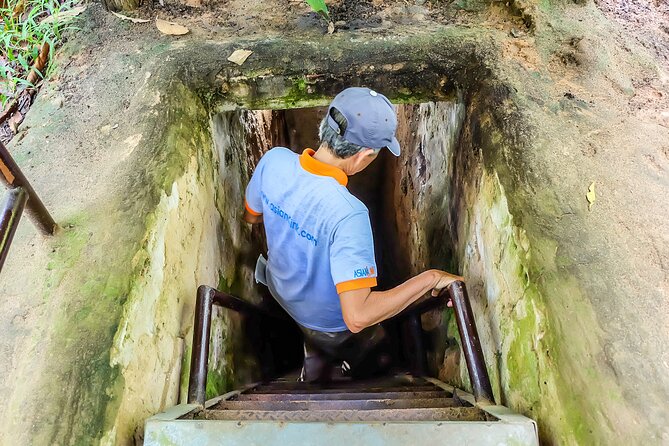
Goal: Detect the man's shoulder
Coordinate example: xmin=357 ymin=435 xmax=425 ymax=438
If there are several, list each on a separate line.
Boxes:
xmin=329 ymin=187 xmax=368 ymax=217
xmin=261 ymin=147 xmax=296 ymax=165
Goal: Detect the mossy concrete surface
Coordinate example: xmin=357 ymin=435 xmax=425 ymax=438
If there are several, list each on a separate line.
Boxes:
xmin=0 ymin=1 xmax=667 ymax=445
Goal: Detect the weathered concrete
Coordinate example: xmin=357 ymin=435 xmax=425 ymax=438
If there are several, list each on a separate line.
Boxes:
xmin=143 ymin=379 xmax=538 ymax=446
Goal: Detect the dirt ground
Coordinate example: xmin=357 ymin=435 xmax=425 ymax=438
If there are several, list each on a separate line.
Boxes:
xmin=595 ymin=0 xmax=669 ymax=66
xmin=143 ymin=0 xmax=455 ymax=34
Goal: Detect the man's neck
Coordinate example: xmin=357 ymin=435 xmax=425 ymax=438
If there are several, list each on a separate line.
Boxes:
xmin=313 ymin=144 xmax=353 ymax=175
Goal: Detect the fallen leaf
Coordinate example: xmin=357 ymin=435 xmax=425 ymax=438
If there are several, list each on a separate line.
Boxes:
xmin=8 ymin=112 xmax=23 ymax=133
xmin=327 ymin=21 xmax=335 ymax=34
xmin=111 ymin=11 xmax=150 ymax=23
xmin=41 ymin=5 xmax=86 ymax=24
xmin=12 ymin=0 xmax=25 ymax=19
xmin=227 ymin=49 xmax=253 ymax=66
xmin=586 ymin=181 xmax=596 ymax=211
xmin=155 ymin=18 xmax=189 ymax=35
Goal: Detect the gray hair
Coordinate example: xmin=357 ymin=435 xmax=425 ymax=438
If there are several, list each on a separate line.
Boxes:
xmin=318 ymin=107 xmax=366 ymax=159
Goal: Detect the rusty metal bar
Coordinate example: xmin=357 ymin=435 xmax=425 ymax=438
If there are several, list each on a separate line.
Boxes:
xmin=389 ymin=280 xmax=495 ymax=404
xmin=0 ymin=141 xmax=57 ymax=235
xmin=211 ymin=289 xmax=282 ymax=317
xmin=187 ymin=285 xmax=287 ymax=406
xmin=187 ymin=285 xmax=215 ymax=406
xmin=448 ymin=281 xmax=495 ymax=404
xmin=0 ymin=187 xmax=28 ymax=273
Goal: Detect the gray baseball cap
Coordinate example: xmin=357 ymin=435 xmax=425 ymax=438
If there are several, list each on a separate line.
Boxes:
xmin=326 ymin=87 xmax=401 ymax=156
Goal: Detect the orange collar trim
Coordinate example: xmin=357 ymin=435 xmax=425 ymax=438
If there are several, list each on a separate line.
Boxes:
xmin=299 ymin=149 xmax=348 ymax=187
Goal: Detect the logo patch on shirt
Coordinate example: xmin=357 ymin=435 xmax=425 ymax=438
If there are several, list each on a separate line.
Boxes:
xmin=353 ymin=266 xmax=375 ymax=278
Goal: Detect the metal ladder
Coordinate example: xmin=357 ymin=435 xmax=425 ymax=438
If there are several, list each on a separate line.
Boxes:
xmin=191 ymin=374 xmax=491 ymax=422
xmin=146 ymin=374 xmax=537 ymax=445
xmin=145 ymin=284 xmax=539 ymax=445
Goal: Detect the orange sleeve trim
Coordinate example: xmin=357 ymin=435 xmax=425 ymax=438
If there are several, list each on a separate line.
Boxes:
xmin=336 ymin=277 xmax=377 ymax=294
xmin=245 ymin=199 xmax=262 ymax=216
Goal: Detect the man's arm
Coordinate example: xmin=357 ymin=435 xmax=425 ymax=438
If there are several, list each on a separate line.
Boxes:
xmin=339 ymin=269 xmax=463 ymax=333
xmin=243 ymin=208 xmax=263 ymax=224
xmin=244 ymin=151 xmax=270 ymax=224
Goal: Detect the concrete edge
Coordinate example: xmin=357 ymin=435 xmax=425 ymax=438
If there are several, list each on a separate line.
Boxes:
xmin=424 ymin=376 xmax=539 ymax=440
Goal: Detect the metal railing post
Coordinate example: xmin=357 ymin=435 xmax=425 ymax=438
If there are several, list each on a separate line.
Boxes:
xmin=448 ymin=280 xmax=495 ymax=404
xmin=0 ymin=141 xmax=57 ymax=235
xmin=186 ymin=285 xmax=288 ymax=406
xmin=0 ymin=187 xmax=28 ymax=272
xmin=187 ymin=285 xmax=215 ymax=406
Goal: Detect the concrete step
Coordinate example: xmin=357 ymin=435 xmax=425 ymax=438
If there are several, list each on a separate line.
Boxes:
xmin=213 ymin=397 xmax=461 ymax=411
xmin=145 ymin=375 xmax=539 ymax=446
xmin=199 ymin=407 xmax=492 ymax=422
xmin=235 ymin=390 xmax=450 ymax=401
xmin=247 ymin=385 xmax=440 ymax=394
xmin=263 ymin=376 xmax=426 ymax=387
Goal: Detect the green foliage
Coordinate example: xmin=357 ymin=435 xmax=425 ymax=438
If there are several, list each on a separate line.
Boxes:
xmin=0 ymin=0 xmax=80 ymax=108
xmin=304 ymin=0 xmax=330 ymax=22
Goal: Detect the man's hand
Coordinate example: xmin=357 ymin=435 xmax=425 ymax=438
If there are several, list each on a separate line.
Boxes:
xmin=430 ymin=269 xmax=464 ymax=296
xmin=429 ymin=270 xmax=464 ymax=308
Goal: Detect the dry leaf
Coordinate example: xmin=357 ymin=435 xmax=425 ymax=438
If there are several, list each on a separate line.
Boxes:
xmin=12 ymin=0 xmax=25 ymax=19
xmin=586 ymin=181 xmax=596 ymax=211
xmin=8 ymin=112 xmax=23 ymax=133
xmin=155 ymin=18 xmax=189 ymax=35
xmin=41 ymin=5 xmax=86 ymax=24
xmin=227 ymin=49 xmax=253 ymax=66
xmin=111 ymin=11 xmax=150 ymax=23
xmin=327 ymin=21 xmax=335 ymax=34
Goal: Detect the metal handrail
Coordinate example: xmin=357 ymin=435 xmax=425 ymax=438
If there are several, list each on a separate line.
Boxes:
xmin=187 ymin=285 xmax=287 ymax=406
xmin=0 ymin=141 xmax=57 ymax=276
xmin=186 ymin=280 xmax=495 ymax=407
xmin=0 ymin=187 xmax=28 ymax=271
xmin=0 ymin=141 xmax=57 ymax=235
xmin=388 ymin=280 xmax=495 ymax=404
xmin=447 ymin=281 xmax=495 ymax=404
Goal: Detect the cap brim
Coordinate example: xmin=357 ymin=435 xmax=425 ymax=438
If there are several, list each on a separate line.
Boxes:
xmin=387 ymin=137 xmax=401 ymax=156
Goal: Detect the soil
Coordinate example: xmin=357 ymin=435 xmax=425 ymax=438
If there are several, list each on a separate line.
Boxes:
xmin=595 ymin=0 xmax=669 ymax=67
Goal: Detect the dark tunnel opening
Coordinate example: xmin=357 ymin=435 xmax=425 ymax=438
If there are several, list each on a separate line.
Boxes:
xmin=213 ymin=99 xmax=465 ymax=386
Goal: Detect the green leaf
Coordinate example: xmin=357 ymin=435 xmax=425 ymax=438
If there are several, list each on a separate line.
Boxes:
xmin=17 ymin=53 xmax=29 ymax=71
xmin=15 ymin=77 xmax=35 ymax=88
xmin=304 ymin=0 xmax=330 ymax=21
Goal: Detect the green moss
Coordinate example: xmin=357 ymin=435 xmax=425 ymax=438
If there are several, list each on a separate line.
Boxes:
xmin=205 ymin=309 xmax=237 ymax=399
xmin=30 ymin=81 xmax=216 ymax=444
xmin=505 ymin=298 xmax=541 ymax=408
xmin=179 ymin=343 xmax=192 ymax=402
xmin=45 ymin=215 xmax=90 ymax=292
xmin=217 ymin=272 xmax=234 ymax=294
xmin=205 ymin=367 xmax=233 ymax=400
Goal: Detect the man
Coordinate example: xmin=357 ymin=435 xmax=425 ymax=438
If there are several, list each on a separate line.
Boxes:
xmin=244 ymin=87 xmax=462 ymax=381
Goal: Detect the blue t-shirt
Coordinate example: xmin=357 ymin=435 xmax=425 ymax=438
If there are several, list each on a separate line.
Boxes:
xmin=245 ymin=147 xmax=378 ymax=332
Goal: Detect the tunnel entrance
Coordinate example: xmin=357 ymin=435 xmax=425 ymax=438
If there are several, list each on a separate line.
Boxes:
xmin=209 ymin=98 xmax=466 ymax=387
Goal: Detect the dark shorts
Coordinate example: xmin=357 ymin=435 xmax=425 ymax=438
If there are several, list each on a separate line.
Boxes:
xmin=257 ymin=256 xmax=390 ymax=380
xmin=299 ymin=323 xmax=391 ymax=381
